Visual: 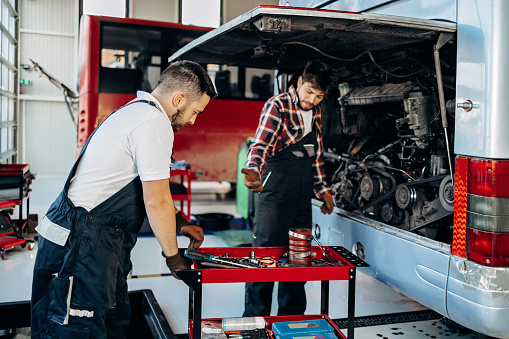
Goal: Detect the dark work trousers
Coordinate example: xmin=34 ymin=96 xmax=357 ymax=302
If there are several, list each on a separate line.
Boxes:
xmin=31 ymin=100 xmax=156 ymax=338
xmin=244 ymin=130 xmax=318 ymax=316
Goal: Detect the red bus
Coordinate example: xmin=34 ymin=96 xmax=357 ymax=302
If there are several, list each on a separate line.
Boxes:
xmin=78 ymin=15 xmax=272 ymax=182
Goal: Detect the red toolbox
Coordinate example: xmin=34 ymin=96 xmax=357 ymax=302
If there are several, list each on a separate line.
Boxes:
xmin=177 ymin=246 xmax=369 ymax=339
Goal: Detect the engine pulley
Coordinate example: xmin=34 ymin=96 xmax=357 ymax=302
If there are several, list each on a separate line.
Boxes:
xmin=439 ymin=174 xmax=454 ymax=212
xmin=360 ymin=173 xmax=380 ymax=201
xmin=395 ymin=184 xmax=416 ymax=209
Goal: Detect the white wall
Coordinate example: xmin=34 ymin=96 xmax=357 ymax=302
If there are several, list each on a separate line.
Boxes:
xmin=129 ymin=0 xmax=179 ymax=22
xmin=19 ymin=0 xmax=79 ymax=175
xmin=222 ymin=0 xmax=279 ymax=23
xmin=84 ymin=0 xmax=125 ymax=17
xmin=128 ymin=0 xmax=279 ymax=24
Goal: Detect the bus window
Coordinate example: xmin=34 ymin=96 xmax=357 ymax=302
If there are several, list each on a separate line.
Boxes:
xmin=246 ymin=68 xmax=273 ymax=100
xmin=99 ymin=24 xmax=162 ymax=94
xmin=206 ymin=64 xmax=274 ymax=100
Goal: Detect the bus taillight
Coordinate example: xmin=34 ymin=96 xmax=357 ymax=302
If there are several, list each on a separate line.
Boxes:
xmin=466 ymin=159 xmax=509 ymax=267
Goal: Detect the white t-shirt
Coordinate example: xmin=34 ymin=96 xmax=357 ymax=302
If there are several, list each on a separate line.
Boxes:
xmin=68 ymin=91 xmax=174 ymax=211
xmin=300 ymin=108 xmax=313 ymax=136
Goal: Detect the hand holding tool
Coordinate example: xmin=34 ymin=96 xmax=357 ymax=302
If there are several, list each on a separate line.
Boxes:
xmin=162 ymin=251 xmax=190 ymax=279
xmin=320 ymin=192 xmax=334 ymax=215
xmin=175 ymin=211 xmax=192 ymax=231
xmin=179 ymin=224 xmax=204 ymax=250
xmin=241 ymin=168 xmax=263 ymax=193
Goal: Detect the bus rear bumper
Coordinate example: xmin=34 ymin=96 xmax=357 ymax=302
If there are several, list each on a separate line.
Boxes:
xmin=447 ymin=256 xmax=509 ymax=338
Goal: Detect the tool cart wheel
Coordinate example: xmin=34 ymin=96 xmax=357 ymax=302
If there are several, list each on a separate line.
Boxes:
xmin=28 ymin=242 xmax=35 ymax=251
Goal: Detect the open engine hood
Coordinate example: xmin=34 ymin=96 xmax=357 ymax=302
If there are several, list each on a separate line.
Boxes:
xmin=168 ymin=6 xmax=456 ymax=72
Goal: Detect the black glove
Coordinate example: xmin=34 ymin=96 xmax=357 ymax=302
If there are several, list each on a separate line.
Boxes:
xmin=162 ymin=251 xmax=190 ymax=280
xmin=176 ymin=211 xmax=204 ymax=250
xmin=175 ymin=211 xmax=192 ymax=232
xmin=179 ymin=225 xmax=204 ymax=250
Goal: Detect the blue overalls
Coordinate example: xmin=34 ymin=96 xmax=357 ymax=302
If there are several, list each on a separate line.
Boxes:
xmin=243 ymin=129 xmax=318 ymax=316
xmin=31 ymin=100 xmax=159 ymax=338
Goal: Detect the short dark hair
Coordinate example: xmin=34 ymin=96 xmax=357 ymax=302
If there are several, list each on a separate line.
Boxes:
xmin=301 ymin=60 xmax=337 ymax=92
xmin=155 ymin=60 xmax=217 ymax=101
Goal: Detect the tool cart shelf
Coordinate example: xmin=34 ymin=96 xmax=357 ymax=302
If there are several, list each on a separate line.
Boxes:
xmin=177 ymin=246 xmax=369 ymax=339
xmin=0 ymin=164 xmax=35 ymax=259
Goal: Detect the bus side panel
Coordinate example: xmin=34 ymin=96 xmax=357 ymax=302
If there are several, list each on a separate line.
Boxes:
xmin=77 ymin=92 xmax=98 ymax=155
xmin=181 ymin=99 xmax=263 ymax=132
xmin=78 ymin=14 xmax=101 ymax=152
xmin=312 ymin=203 xmax=450 ymax=317
xmin=173 ymin=99 xmax=263 ymax=182
xmin=78 ymin=15 xmax=100 ymax=98
xmin=173 ymin=131 xmax=254 ymax=182
xmin=97 ymin=93 xmax=135 ymax=125
xmin=76 ymin=93 xmax=135 ymax=156
xmin=455 ymin=0 xmax=509 ymax=159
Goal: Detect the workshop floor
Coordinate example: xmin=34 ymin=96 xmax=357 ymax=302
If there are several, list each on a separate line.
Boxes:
xmin=0 ymin=175 xmax=493 ymax=338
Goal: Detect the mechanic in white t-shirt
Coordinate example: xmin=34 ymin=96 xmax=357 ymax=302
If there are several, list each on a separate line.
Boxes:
xmin=31 ymin=61 xmax=217 ymax=338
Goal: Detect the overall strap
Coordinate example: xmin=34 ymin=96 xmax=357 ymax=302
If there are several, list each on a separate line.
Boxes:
xmin=63 ymin=99 xmax=159 ymax=193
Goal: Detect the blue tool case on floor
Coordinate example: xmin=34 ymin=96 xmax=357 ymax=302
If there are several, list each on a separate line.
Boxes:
xmin=272 ymin=319 xmax=335 ymax=339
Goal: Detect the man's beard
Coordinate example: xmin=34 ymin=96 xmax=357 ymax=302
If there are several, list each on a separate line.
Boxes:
xmin=171 ymin=107 xmax=186 ymax=133
xmin=296 ymin=91 xmax=315 ymax=111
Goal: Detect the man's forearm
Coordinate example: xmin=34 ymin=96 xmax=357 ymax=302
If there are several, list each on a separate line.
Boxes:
xmin=142 ymin=180 xmax=179 ymax=257
xmin=146 ymin=202 xmax=178 ymax=257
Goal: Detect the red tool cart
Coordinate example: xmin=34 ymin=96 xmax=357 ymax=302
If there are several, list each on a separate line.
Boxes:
xmin=0 ymin=201 xmax=35 ymax=260
xmin=177 ymin=246 xmax=369 ymax=339
xmin=170 ymin=169 xmax=192 ymax=221
xmin=0 ymin=164 xmax=35 ymax=260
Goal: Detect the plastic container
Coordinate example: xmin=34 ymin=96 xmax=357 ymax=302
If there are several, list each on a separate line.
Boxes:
xmin=222 ymin=317 xmax=266 ymax=331
xmin=194 ymin=213 xmax=234 ymax=230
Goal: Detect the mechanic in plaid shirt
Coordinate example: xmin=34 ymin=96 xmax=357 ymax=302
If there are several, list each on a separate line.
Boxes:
xmin=242 ymin=60 xmax=336 ymax=316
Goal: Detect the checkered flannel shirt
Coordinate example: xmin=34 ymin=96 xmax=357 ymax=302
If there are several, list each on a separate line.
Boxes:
xmin=245 ymin=85 xmax=331 ymax=199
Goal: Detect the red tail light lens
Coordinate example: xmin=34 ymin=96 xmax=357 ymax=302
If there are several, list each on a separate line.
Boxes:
xmin=469 ymin=159 xmax=509 ymax=197
xmin=466 ymin=228 xmax=509 ymax=266
xmin=467 ymin=158 xmax=509 ymax=267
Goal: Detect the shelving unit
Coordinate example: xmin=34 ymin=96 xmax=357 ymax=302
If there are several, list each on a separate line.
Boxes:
xmin=177 ymin=245 xmax=369 ymax=339
xmin=170 ymin=169 xmax=192 ymax=221
xmin=0 ymin=164 xmax=32 ymax=230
